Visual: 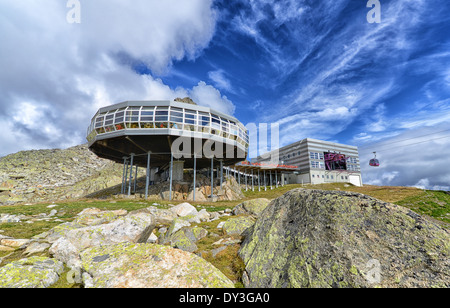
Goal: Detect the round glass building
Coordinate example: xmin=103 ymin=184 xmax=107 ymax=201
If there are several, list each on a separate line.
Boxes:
xmin=87 ymin=100 xmax=249 ymax=167
xmin=87 ymin=100 xmax=249 ymax=199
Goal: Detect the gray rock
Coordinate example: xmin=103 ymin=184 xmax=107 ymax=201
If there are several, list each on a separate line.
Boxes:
xmin=0 ymin=214 xmax=21 ymax=223
xmin=209 ymin=212 xmax=220 ymax=221
xmin=211 ymin=246 xmax=227 ymax=258
xmin=232 ymin=198 xmax=271 ymax=217
xmin=49 ymin=211 xmax=156 ymax=269
xmin=239 ymin=189 xmax=450 ymax=288
xmin=130 ymin=206 xmax=177 ymax=226
xmin=0 ymin=257 xmax=64 ymax=288
xmin=170 ymin=202 xmax=198 ymax=217
xmin=23 ymin=241 xmax=50 ymax=256
xmin=80 ymin=242 xmax=234 ymax=288
xmin=222 ymin=216 xmax=255 ymax=236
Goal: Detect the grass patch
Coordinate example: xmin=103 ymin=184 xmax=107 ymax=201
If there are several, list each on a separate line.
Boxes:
xmin=396 ymin=190 xmax=450 ymax=226
xmin=0 ymin=198 xmax=175 ymax=239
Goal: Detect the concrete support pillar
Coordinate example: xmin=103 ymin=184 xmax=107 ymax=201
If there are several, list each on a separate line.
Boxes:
xmin=275 ymin=170 xmax=278 ymax=189
xmin=121 ymin=157 xmax=127 ymax=194
xmin=145 ymin=152 xmax=151 ymax=199
xmin=245 ymin=170 xmax=248 ymax=192
xmin=193 ymin=155 xmax=197 ymax=201
xmin=172 ymin=160 xmax=185 ymax=182
xmin=210 ymin=158 xmax=214 ymax=198
xmin=264 ymin=170 xmax=267 ymax=191
xmin=270 ymin=170 xmax=273 ymax=190
xmin=128 ymin=153 xmax=134 ymax=196
xmin=134 ymin=165 xmax=138 ymax=193
xmin=252 ymin=169 xmax=254 ymax=192
xmin=220 ymin=160 xmax=223 ymax=190
xmin=169 ymin=153 xmax=174 ymax=201
xmin=258 ymin=169 xmax=260 ymax=192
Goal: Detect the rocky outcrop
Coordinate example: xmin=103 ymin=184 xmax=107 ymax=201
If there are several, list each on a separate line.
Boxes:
xmin=0 ymin=201 xmax=243 ymax=288
xmin=80 ymin=242 xmax=234 ymax=288
xmin=222 ymin=217 xmax=256 ymax=236
xmin=0 ymin=257 xmax=64 ymax=288
xmin=48 ymin=209 xmax=155 ymax=269
xmin=239 ymin=189 xmax=450 ymax=288
xmin=232 ymin=198 xmax=271 ymax=217
xmin=0 ymin=144 xmax=125 ymax=206
xmin=0 ymin=143 xmax=245 ymax=205
xmin=143 ymin=174 xmax=244 ymax=202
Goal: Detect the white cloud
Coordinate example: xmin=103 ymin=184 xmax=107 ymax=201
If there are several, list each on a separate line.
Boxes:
xmin=189 ymin=81 xmax=235 ymax=115
xmin=208 ymin=70 xmax=233 ymax=92
xmin=0 ymin=0 xmax=227 ymax=156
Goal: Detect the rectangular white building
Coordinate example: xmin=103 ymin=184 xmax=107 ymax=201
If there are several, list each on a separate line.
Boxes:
xmin=252 ymin=138 xmax=363 ymax=186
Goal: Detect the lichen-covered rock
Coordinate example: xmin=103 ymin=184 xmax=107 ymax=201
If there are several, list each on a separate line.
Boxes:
xmin=64 ymin=213 xmax=155 ymax=250
xmin=130 ymin=206 xmax=177 ymax=226
xmin=80 ymin=243 xmax=235 ymax=288
xmin=0 ymin=144 xmax=127 ymax=206
xmin=239 ymin=189 xmax=450 ymax=288
xmin=0 ymin=257 xmax=64 ymax=288
xmin=161 ymin=225 xmax=209 ymax=253
xmin=222 ymin=216 xmax=255 ymax=236
xmin=49 ymin=211 xmax=156 ymax=269
xmin=232 ymin=198 xmax=271 ymax=217
xmin=73 ymin=208 xmax=128 ymax=226
xmin=169 ymin=202 xmax=198 ymax=217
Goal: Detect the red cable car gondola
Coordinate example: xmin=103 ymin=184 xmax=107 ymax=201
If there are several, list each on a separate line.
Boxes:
xmin=369 ymin=152 xmax=380 ymax=167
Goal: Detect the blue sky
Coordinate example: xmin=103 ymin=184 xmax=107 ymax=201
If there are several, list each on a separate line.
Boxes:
xmin=0 ymin=0 xmax=449 ymax=189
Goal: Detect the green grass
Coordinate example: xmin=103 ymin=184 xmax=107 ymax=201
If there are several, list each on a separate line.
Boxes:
xmin=1 ymin=183 xmax=448 ymax=240
xmin=1 ymin=182 xmax=448 ymax=288
xmin=0 ymin=199 xmax=173 ymax=239
xmin=396 ymin=190 xmax=450 ymax=226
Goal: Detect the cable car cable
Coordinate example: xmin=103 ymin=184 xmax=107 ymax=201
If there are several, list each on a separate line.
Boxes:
xmin=358 ymin=128 xmax=450 ymax=151
xmin=359 ymin=135 xmax=450 ymax=155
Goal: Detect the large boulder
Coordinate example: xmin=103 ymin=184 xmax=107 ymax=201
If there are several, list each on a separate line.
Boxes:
xmin=80 ymin=242 xmax=235 ymax=288
xmin=169 ymin=202 xmax=198 ymax=217
xmin=232 ymin=198 xmax=271 ymax=217
xmin=239 ymin=189 xmax=450 ymax=288
xmin=49 ymin=209 xmax=155 ymax=269
xmin=129 ymin=206 xmax=177 ymax=226
xmin=222 ymin=216 xmax=255 ymax=236
xmin=161 ymin=226 xmax=209 ymax=253
xmin=0 ymin=257 xmax=64 ymax=288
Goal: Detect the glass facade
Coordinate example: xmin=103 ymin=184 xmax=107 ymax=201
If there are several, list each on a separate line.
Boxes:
xmin=87 ymin=104 xmax=249 ymax=149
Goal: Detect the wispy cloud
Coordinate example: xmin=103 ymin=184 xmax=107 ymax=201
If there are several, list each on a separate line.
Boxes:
xmin=208 ymin=70 xmax=234 ymax=93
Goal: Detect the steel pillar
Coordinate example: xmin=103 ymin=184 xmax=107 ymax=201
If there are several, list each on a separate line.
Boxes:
xmin=145 ymin=152 xmax=151 ymax=199
xmin=128 ymin=153 xmax=134 ymax=196
xmin=193 ymin=154 xmax=197 ymax=201
xmin=169 ymin=153 xmax=173 ymax=201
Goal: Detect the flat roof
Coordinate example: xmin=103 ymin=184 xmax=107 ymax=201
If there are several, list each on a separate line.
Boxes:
xmin=254 ymin=137 xmax=359 ymax=161
xmin=232 ymin=161 xmax=299 ymax=172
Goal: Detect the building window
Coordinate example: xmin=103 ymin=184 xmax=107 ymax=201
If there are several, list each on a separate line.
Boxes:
xmin=349 ymin=157 xmax=358 ymax=164
xmin=311 ymin=161 xmax=321 ymax=169
xmin=310 ymin=152 xmax=324 ymax=160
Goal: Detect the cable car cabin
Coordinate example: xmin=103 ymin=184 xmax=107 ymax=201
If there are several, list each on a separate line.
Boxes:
xmin=369 ymin=158 xmax=380 ymax=167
